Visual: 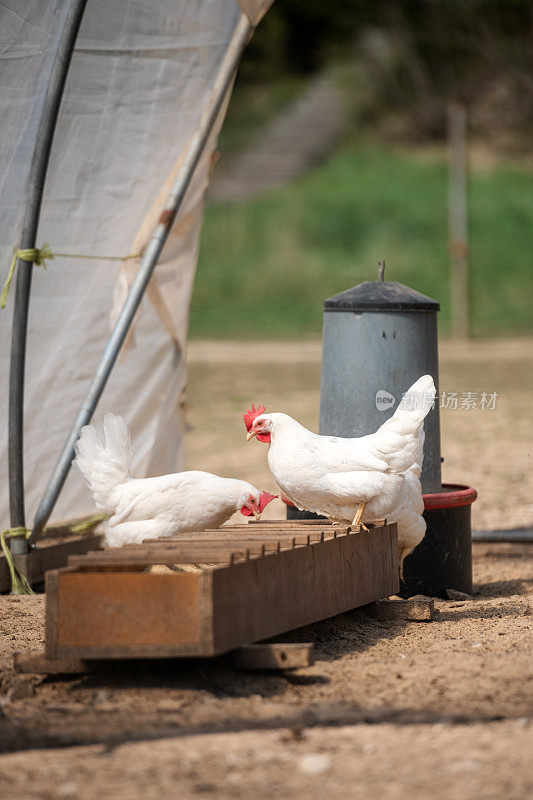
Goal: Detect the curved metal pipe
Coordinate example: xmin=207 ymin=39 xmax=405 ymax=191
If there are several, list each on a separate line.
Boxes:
xmin=8 ymin=0 xmax=88 ymax=555
xmin=30 ymin=12 xmax=253 ymax=541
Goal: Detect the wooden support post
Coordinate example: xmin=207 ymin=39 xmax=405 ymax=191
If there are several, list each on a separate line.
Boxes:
xmin=13 ymin=652 xmax=92 ymax=675
xmin=365 ymin=598 xmax=435 ymax=621
xmin=224 ymin=643 xmax=315 ymax=671
xmin=14 ymin=642 xmax=316 ymax=674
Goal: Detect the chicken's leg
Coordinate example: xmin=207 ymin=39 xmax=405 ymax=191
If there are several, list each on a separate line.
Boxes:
xmin=351 ymin=502 xmax=369 ymax=531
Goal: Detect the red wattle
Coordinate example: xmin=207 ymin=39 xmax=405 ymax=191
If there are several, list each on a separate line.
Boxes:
xmin=257 ymin=433 xmax=271 ymax=443
xmin=240 ymin=506 xmax=253 ymax=516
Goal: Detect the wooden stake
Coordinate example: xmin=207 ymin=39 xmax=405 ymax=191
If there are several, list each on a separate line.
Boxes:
xmin=448 ymin=101 xmax=469 ymax=339
xmin=225 ymin=643 xmax=315 ymax=671
xmin=365 ymin=598 xmax=435 ymax=621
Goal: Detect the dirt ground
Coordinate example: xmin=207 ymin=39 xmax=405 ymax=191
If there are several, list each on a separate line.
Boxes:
xmin=0 ymin=338 xmax=531 ymax=798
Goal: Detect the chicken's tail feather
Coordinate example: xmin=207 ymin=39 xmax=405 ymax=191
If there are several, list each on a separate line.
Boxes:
xmin=393 ymin=374 xmax=436 ymax=428
xmin=74 ymin=413 xmax=132 ymax=513
xmin=409 ymin=427 xmax=425 ymax=478
xmin=374 ymin=375 xmax=435 ymax=473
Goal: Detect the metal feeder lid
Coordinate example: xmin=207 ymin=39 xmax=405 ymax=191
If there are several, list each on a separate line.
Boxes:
xmin=323 ymin=261 xmax=440 ymax=312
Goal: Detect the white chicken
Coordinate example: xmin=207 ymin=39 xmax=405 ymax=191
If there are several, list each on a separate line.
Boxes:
xmin=244 ymin=375 xmax=435 ymax=573
xmin=74 ymin=413 xmax=276 ymax=547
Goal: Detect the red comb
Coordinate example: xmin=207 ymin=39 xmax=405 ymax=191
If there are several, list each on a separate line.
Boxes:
xmin=258 ymin=491 xmax=278 ymax=512
xmin=240 ymin=491 xmax=278 ymax=516
xmin=243 ymin=403 xmax=266 ymax=432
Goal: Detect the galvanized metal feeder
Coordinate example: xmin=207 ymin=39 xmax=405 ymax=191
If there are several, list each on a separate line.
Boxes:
xmin=287 ymin=261 xmax=476 ymax=598
xmin=320 ymin=259 xmax=441 ymax=493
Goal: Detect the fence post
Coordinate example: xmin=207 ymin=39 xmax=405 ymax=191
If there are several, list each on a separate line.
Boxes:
xmin=447 ymin=101 xmax=469 ymax=339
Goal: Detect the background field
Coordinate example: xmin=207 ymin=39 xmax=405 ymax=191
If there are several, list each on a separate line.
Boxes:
xmin=191 ymin=142 xmax=533 ymax=339
xmin=189 ymin=0 xmax=533 ymax=341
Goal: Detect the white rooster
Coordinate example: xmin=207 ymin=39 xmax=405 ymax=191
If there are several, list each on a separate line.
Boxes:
xmin=74 ymin=414 xmax=276 ymax=547
xmin=244 ymin=375 xmax=435 ymax=573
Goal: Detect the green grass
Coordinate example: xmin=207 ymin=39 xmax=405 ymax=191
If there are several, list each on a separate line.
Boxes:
xmin=190 ymin=142 xmax=533 ymax=338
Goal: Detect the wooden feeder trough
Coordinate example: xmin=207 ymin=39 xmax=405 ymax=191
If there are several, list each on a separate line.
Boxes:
xmin=45 ymin=520 xmax=399 ymax=661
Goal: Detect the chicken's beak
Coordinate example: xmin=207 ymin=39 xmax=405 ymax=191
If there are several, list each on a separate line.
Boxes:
xmin=246 ymin=430 xmax=257 ymax=441
xmin=252 ymin=509 xmax=261 ymax=520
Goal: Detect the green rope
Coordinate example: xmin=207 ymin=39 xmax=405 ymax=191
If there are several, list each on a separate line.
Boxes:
xmin=0 ymin=515 xmax=107 ymax=594
xmin=69 ymin=513 xmax=107 ymax=534
xmin=0 ymin=244 xmax=53 ymax=309
xmin=1 ymin=245 xmax=140 ymax=309
xmin=0 ymin=528 xmax=33 ymax=595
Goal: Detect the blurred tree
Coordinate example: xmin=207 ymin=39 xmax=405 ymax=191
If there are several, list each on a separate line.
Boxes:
xmin=242 ymin=0 xmax=360 ymax=76
xmin=236 ymin=0 xmax=533 ymax=148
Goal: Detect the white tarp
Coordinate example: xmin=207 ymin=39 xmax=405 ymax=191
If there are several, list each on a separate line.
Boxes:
xmin=0 ymin=0 xmax=268 ymax=529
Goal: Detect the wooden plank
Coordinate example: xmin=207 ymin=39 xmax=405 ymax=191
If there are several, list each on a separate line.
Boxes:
xmin=199 ymin=569 xmax=214 ymax=655
xmin=136 ymin=532 xmax=330 ymax=544
xmin=80 ymin=542 xmax=274 ymax=555
xmin=219 ymin=525 xmax=344 ymax=536
xmin=134 ymin=522 xmax=339 ymax=540
xmin=210 ymin=524 xmax=399 ymax=653
xmin=53 ymin=643 xmax=207 ymax=659
xmin=14 ymin=652 xmax=91 ymax=675
xmin=56 ymin=573 xmax=201 ymax=655
xmin=106 ymin=538 xmax=326 ymax=556
xmin=365 ymin=598 xmax=435 ymax=621
xmin=246 ymin=520 xmax=337 ymax=527
xmin=67 ymin=548 xmax=253 ymax=568
xmin=67 ymin=537 xmax=322 ymax=569
xmin=45 ymin=570 xmax=60 ymax=658
xmin=140 ymin=530 xmax=339 ymax=543
xmin=15 ymin=643 xmax=315 ymax=673
xmin=101 ymin=540 xmax=274 ymax=549
xmin=248 ymin=520 xmax=384 ymax=529
xmin=0 ymin=533 xmax=104 ymax=593
xmin=132 ymin=541 xmax=309 ymax=552
xmin=225 ymin=643 xmax=315 ymax=671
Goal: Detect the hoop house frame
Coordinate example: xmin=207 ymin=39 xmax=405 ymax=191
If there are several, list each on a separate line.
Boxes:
xmin=31 ymin=12 xmax=253 ymax=540
xmin=8 ymin=0 xmax=88 ymax=554
xmin=3 ymin=3 xmax=257 ymax=554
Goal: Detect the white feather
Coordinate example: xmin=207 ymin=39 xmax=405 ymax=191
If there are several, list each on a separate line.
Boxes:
xmin=255 ymin=376 xmax=435 ymax=566
xmin=74 ymin=415 xmax=264 ymax=546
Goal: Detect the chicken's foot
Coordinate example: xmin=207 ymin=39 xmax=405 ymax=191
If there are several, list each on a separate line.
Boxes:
xmin=351 ymin=502 xmax=369 ymax=532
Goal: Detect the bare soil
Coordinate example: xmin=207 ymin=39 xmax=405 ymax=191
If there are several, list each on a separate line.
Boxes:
xmin=0 ymin=338 xmax=531 ymax=798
